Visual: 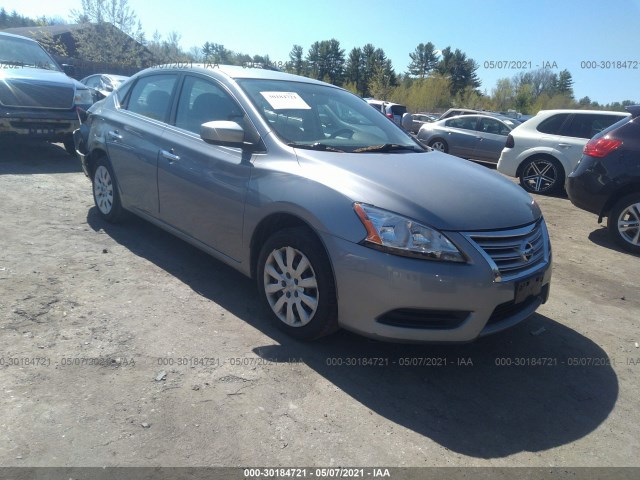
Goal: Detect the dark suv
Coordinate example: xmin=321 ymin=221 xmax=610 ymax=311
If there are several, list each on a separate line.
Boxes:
xmin=0 ymin=32 xmax=93 ymax=155
xmin=567 ymin=105 xmax=640 ymax=254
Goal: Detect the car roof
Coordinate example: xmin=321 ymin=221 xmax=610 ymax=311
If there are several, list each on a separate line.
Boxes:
xmin=147 ymin=63 xmax=336 ymax=87
xmin=440 ymin=114 xmax=511 ymax=123
xmin=365 ymin=98 xmax=404 ymax=107
xmin=536 ymin=109 xmax=630 ymax=116
xmin=0 ymin=31 xmax=38 ymax=43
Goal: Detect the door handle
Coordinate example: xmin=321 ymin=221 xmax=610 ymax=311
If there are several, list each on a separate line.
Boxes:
xmin=558 ymin=143 xmax=572 ymax=148
xmin=160 ymin=149 xmax=180 ymax=162
xmin=108 ymin=130 xmax=122 ymax=140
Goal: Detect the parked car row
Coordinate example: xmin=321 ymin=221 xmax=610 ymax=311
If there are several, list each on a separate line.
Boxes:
xmin=401 ymin=112 xmax=437 ymax=134
xmin=497 ymin=109 xmax=628 ymax=194
xmin=415 ymin=103 xmax=638 ymax=254
xmin=567 ymin=106 xmax=640 ymax=254
xmin=416 ymin=114 xmax=521 ymax=163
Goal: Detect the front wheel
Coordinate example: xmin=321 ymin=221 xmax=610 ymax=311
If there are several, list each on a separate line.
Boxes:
xmin=519 ymin=156 xmax=564 ymax=194
xmin=428 ymin=138 xmax=448 ymax=153
xmin=92 ymin=157 xmax=125 ymax=223
xmin=257 ymin=227 xmax=338 ymax=340
xmin=608 ymin=193 xmax=640 ymax=254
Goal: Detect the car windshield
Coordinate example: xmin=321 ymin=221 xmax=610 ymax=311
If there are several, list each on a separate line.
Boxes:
xmin=237 ymin=79 xmax=424 ymax=153
xmin=0 ymin=35 xmax=61 ymax=71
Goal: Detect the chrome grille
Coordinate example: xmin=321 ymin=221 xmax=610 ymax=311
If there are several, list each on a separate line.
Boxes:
xmin=465 ymin=220 xmax=549 ymax=282
xmin=0 ymin=80 xmax=74 ymax=109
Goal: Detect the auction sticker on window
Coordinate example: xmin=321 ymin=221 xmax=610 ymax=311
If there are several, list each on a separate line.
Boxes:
xmin=260 ymin=91 xmax=311 ymax=110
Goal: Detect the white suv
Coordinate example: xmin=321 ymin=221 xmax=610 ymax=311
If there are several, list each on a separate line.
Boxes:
xmin=365 ymin=99 xmax=408 ymax=126
xmin=497 ymin=109 xmax=629 ymax=194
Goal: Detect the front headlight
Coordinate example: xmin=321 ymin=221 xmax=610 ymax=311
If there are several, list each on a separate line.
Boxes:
xmin=353 ymin=203 xmax=465 ymax=262
xmin=74 ymin=89 xmax=94 ymax=106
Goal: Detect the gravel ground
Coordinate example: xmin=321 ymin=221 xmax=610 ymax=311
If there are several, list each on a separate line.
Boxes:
xmin=0 ymin=140 xmax=639 ymax=468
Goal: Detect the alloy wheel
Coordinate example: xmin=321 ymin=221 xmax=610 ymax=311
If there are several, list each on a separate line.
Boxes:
xmin=263 ymin=246 xmax=319 ymax=327
xmin=430 ymin=140 xmax=446 ymax=152
xmin=617 ymin=202 xmax=640 ymax=247
xmin=522 ymin=159 xmax=558 ymax=192
xmin=94 ymin=165 xmax=114 ymax=215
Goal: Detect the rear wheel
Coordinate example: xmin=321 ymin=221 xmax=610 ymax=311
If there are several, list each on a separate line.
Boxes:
xmin=92 ymin=157 xmax=125 ymax=223
xmin=257 ymin=227 xmax=338 ymax=340
xmin=428 ymin=138 xmax=448 ymax=153
xmin=608 ymin=193 xmax=640 ymax=254
xmin=519 ymin=156 xmax=564 ymax=194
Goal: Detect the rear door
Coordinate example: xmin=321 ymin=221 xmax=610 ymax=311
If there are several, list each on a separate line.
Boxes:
xmin=157 ymin=74 xmax=252 ymax=261
xmin=472 ymin=117 xmax=512 ymax=163
xmin=558 ymin=113 xmax=627 ymax=170
xmin=104 ymin=73 xmax=178 ymax=216
xmin=442 ymin=116 xmax=479 ymax=157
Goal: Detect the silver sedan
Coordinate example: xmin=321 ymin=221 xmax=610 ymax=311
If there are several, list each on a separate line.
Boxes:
xmin=418 ymin=114 xmax=520 ymax=163
xmin=75 ymin=65 xmax=550 ymax=343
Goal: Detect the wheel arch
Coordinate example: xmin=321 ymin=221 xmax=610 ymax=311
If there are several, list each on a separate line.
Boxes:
xmin=249 ymin=213 xmax=337 ymax=291
xmin=86 ymin=148 xmax=109 ymax=179
xmin=516 ymin=152 xmax=565 ymax=178
xmin=599 ymin=183 xmax=640 ymax=222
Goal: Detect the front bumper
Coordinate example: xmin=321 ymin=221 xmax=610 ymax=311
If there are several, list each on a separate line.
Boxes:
xmin=0 ymin=108 xmax=80 ymax=141
xmin=496 ymin=149 xmax=519 ymax=177
xmin=321 ymin=230 xmax=551 ymax=343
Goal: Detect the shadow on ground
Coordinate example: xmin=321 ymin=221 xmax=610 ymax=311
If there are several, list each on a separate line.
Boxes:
xmin=87 ymin=208 xmax=619 ymax=459
xmin=589 ymin=226 xmax=640 ymax=257
xmin=0 ymin=140 xmax=82 ymax=174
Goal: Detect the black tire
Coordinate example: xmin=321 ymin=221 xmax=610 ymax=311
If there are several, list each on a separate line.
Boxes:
xmin=63 ymin=136 xmax=77 ymax=157
xmin=608 ymin=193 xmax=640 ymax=254
xmin=428 ymin=138 xmax=448 ymax=153
xmin=257 ymin=227 xmax=338 ymax=340
xmin=92 ymin=156 xmax=125 ymax=223
xmin=519 ymin=156 xmax=565 ymax=195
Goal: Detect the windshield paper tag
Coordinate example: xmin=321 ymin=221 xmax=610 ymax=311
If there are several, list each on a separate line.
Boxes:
xmin=260 ymin=91 xmax=311 ymax=110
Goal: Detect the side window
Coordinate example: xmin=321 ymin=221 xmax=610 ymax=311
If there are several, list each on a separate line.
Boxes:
xmin=562 ymin=114 xmax=623 ymax=139
xmin=536 ymin=113 xmax=570 ymax=134
xmin=84 ymin=76 xmax=100 ymax=88
xmin=175 ymin=76 xmax=244 ymax=134
xmin=125 ymin=74 xmax=177 ymax=122
xmin=447 ymin=117 xmax=476 ymax=130
xmin=477 ymin=118 xmax=508 ymax=135
xmin=593 ymin=115 xmax=626 ymax=136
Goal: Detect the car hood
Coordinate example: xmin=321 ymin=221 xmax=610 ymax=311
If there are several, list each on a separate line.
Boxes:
xmin=0 ymin=67 xmax=84 ymax=109
xmin=294 ymin=150 xmax=541 ymax=231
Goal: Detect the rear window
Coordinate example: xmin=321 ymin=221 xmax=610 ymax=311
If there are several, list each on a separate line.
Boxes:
xmin=591 ymin=115 xmax=633 ymax=140
xmin=536 ymin=113 xmax=570 ymax=134
xmin=390 ymin=105 xmax=407 ymax=115
xmin=562 ymin=114 xmax=626 ymax=139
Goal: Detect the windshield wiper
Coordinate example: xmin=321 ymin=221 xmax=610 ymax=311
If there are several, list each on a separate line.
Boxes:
xmin=353 ymin=144 xmax=424 ymax=153
xmin=287 ymin=142 xmax=344 ymax=153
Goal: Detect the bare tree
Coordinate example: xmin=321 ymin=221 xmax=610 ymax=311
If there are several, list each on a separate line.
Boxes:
xmin=70 ymin=0 xmax=149 ymax=66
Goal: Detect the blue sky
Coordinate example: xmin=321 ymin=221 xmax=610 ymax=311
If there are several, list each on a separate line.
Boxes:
xmin=3 ymin=0 xmax=639 ymax=104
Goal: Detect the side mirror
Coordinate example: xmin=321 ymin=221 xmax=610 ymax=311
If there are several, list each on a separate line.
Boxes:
xmin=200 ymin=121 xmax=245 ymax=147
xmin=62 ymin=64 xmax=75 ymax=76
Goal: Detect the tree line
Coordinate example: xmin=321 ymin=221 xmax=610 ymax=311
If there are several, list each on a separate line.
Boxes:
xmin=2 ymin=1 xmax=635 ymax=113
